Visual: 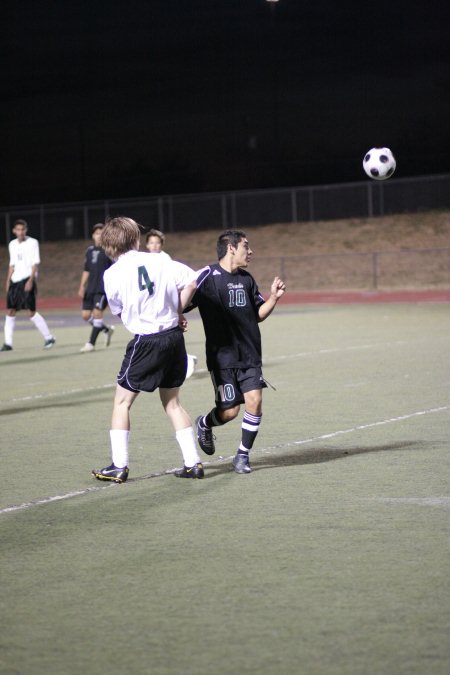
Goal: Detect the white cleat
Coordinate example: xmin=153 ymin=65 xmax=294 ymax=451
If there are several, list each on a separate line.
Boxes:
xmin=80 ymin=342 xmax=95 ymax=353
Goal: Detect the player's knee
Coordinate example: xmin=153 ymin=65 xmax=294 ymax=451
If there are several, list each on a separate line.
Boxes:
xmin=244 ymin=392 xmax=262 ymax=415
xmin=220 ymin=406 xmax=240 ymax=423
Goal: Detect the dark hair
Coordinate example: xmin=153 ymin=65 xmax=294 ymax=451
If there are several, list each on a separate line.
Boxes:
xmin=13 ymin=219 xmax=28 ymax=228
xmin=92 ymin=223 xmax=104 ymax=234
xmin=216 ymin=230 xmax=247 ymax=260
xmin=145 ymin=229 xmax=165 ymax=245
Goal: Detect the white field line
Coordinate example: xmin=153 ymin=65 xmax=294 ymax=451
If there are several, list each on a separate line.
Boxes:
xmin=1 ymin=341 xmax=405 ymax=406
xmin=1 ymin=403 xmax=449 ymax=516
xmin=6 ymin=383 xmax=115 ymax=405
xmin=375 ymin=496 xmax=450 ymax=507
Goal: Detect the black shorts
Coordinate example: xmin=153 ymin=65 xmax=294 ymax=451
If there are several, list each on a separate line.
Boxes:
xmin=210 ymin=366 xmax=267 ymax=409
xmin=7 ymin=278 xmax=37 ymax=312
xmin=117 ymin=326 xmax=188 ymax=393
xmin=82 ymin=292 xmax=108 ymax=312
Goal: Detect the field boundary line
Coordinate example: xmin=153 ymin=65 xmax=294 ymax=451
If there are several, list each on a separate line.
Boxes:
xmin=1 ymin=403 xmax=449 ymax=516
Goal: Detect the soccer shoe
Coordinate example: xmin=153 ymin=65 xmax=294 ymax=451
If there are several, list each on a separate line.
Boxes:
xmin=0 ymin=343 xmax=13 ymax=351
xmin=92 ymin=463 xmax=129 ymax=483
xmin=80 ymin=342 xmax=95 ymax=352
xmin=232 ymin=453 xmax=252 ymax=474
xmin=174 ymin=463 xmax=204 ymax=478
xmin=43 ymin=337 xmax=56 ymax=350
xmin=196 ymin=416 xmax=216 ymax=455
xmin=104 ymin=325 xmax=115 ymax=347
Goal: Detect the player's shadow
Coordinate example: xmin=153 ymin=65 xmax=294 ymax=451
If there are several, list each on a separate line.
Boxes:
xmin=203 ymin=440 xmax=422 ymax=477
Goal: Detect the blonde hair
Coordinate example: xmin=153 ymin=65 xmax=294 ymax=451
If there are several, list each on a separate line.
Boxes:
xmin=101 ymin=216 xmax=141 ymax=260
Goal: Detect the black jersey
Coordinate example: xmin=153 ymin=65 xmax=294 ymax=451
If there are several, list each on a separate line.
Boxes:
xmin=191 ymin=263 xmax=265 ymax=370
xmin=83 ymin=246 xmax=112 ymax=294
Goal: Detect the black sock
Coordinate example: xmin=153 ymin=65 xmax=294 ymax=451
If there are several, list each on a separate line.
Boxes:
xmin=89 ymin=326 xmax=102 ymax=345
xmin=204 ymin=408 xmax=225 ymax=428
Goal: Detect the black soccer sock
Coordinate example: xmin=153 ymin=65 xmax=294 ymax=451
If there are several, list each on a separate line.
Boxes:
xmin=204 ymin=408 xmax=225 ymax=429
xmin=239 ymin=411 xmax=262 ymax=453
xmin=89 ymin=326 xmax=102 ymax=346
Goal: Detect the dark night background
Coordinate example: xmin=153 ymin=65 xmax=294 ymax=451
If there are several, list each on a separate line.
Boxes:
xmin=1 ymin=0 xmax=449 ymax=206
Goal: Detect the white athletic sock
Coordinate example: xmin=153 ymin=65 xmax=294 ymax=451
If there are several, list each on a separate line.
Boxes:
xmin=110 ymin=429 xmax=129 ymax=468
xmin=93 ymin=318 xmax=105 ymax=329
xmin=4 ymin=315 xmax=15 ymax=346
xmin=30 ymin=312 xmax=52 ymax=340
xmin=176 ymin=426 xmax=201 ymax=467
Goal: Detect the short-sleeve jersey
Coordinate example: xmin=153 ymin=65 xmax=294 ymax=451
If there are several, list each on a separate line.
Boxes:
xmin=9 ymin=236 xmax=40 ymax=283
xmin=103 ymin=250 xmax=196 ymax=335
xmin=190 ymin=263 xmax=265 ymax=370
xmin=83 ymin=245 xmax=112 ymax=294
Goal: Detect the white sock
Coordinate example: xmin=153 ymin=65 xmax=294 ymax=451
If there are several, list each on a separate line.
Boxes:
xmin=176 ymin=426 xmax=201 ymax=467
xmin=4 ymin=316 xmax=15 ymax=346
xmin=93 ymin=318 xmax=105 ymax=329
xmin=110 ymin=429 xmax=129 ymax=468
xmin=30 ymin=312 xmax=52 ymax=340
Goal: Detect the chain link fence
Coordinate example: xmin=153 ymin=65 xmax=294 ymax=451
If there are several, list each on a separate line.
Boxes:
xmin=1 ymin=173 xmax=450 ymax=245
xmin=37 ymin=248 xmax=450 ymax=297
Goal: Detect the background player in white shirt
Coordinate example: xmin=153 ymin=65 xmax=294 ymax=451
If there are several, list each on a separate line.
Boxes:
xmin=92 ymin=216 xmax=203 ymax=483
xmin=1 ymin=219 xmax=55 ymax=351
xmin=145 ymin=228 xmax=197 ymax=378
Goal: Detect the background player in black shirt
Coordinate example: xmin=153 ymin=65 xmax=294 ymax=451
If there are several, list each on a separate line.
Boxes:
xmin=78 ymin=223 xmax=114 ymax=352
xmin=190 ymin=230 xmax=286 ymax=474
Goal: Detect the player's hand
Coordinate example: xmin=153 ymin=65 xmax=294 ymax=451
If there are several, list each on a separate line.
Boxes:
xmin=179 ymin=314 xmax=188 ymax=332
xmin=24 ymin=279 xmax=33 ymax=292
xmin=270 ymin=276 xmax=286 ymax=299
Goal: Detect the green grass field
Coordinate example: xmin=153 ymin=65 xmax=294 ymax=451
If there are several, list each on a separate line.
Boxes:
xmin=1 ymin=303 xmax=449 ymax=675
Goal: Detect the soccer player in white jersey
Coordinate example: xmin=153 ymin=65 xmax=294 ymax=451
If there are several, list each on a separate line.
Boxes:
xmin=145 ymin=228 xmax=197 ymax=378
xmin=1 ymin=219 xmax=55 ymax=352
xmin=92 ymin=216 xmax=203 ymax=483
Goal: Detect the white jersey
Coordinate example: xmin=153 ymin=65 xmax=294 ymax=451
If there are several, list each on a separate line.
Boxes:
xmin=104 ymin=250 xmax=196 ymax=335
xmin=9 ymin=236 xmax=40 ymax=282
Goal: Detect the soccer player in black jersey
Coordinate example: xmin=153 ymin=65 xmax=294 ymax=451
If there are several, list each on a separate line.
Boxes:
xmin=189 ymin=230 xmax=286 ymax=474
xmin=78 ymin=224 xmax=114 ymax=352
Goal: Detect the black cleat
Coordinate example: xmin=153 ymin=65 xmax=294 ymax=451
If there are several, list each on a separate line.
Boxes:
xmin=0 ymin=343 xmax=13 ymax=351
xmin=174 ymin=463 xmax=205 ymax=478
xmin=232 ymin=453 xmax=252 ymax=474
xmin=43 ymin=337 xmax=56 ymax=350
xmin=92 ymin=463 xmax=129 ymax=483
xmin=195 ymin=416 xmax=216 ymax=455
xmin=104 ymin=325 xmax=115 ymax=347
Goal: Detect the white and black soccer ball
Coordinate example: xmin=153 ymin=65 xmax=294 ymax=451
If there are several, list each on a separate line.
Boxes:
xmin=363 ymin=147 xmax=396 ymax=181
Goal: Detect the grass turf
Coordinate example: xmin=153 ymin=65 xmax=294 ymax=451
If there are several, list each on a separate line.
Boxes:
xmin=1 ymin=304 xmax=449 ymax=675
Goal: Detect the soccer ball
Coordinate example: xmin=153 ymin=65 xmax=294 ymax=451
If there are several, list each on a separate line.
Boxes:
xmin=363 ymin=147 xmax=396 ymax=180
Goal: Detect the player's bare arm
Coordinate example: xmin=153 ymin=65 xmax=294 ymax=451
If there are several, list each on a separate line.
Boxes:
xmin=5 ymin=265 xmax=13 ymax=292
xmin=179 ymin=280 xmax=197 ymax=312
xmin=78 ymin=270 xmax=89 ymax=298
xmin=24 ymin=264 xmax=38 ymax=292
xmin=258 ymin=276 xmax=286 ymax=322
